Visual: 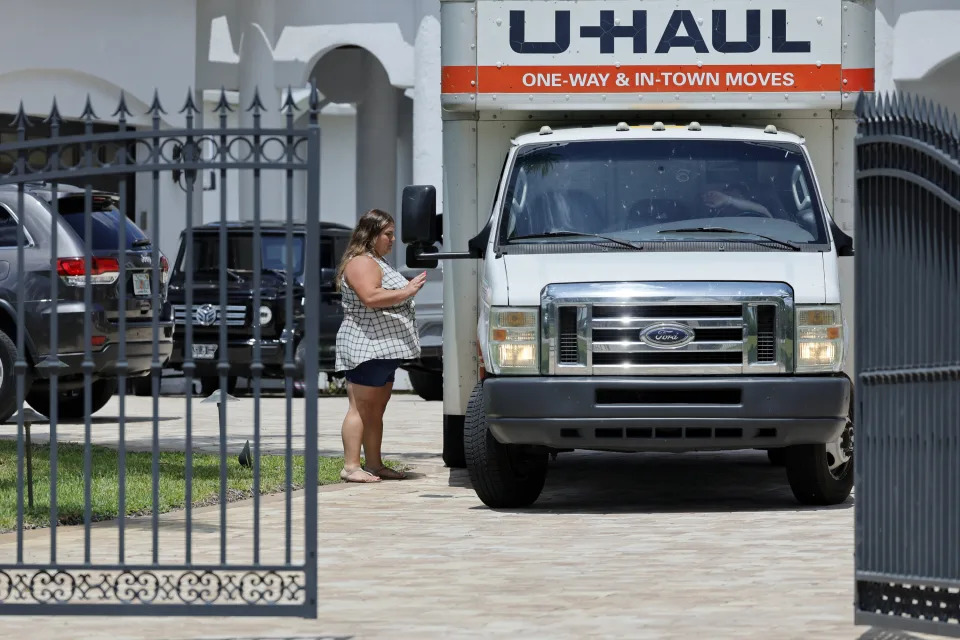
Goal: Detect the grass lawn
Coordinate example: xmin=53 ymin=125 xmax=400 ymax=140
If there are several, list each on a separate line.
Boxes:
xmin=0 ymin=440 xmax=388 ymax=531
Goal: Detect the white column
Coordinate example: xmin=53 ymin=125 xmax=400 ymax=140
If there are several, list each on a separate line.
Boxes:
xmin=237 ymin=0 xmax=283 ymax=221
xmin=355 ymin=57 xmax=399 ymax=225
xmin=396 ymin=96 xmax=414 ymax=265
xmin=412 ymin=12 xmax=443 ymax=214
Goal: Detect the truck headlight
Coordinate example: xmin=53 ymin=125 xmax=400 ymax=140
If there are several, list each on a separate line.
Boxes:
xmin=796 ymin=305 xmax=843 ymax=372
xmin=489 ymin=307 xmax=539 ymax=374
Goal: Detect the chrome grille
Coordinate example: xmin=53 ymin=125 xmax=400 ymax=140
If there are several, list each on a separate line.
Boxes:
xmin=756 ymin=305 xmax=777 ymax=362
xmin=542 ymin=282 xmax=794 ymax=376
xmin=558 ymin=307 xmax=579 ymax=364
xmin=173 ymin=304 xmax=247 ymax=327
xmin=590 ymin=303 xmax=744 ymax=370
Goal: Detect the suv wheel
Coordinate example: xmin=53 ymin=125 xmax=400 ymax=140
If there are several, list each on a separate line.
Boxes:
xmin=464 ymin=382 xmax=547 ymax=508
xmin=784 ymin=420 xmax=854 ymax=505
xmin=200 ymin=376 xmax=237 ymax=397
xmin=408 ymin=370 xmax=442 ymax=402
xmin=0 ymin=329 xmax=27 ymax=423
xmin=28 ymin=379 xmax=117 ymax=420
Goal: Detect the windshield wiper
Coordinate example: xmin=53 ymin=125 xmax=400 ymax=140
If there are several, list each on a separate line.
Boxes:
xmin=131 ymin=239 xmax=152 ymax=248
xmin=657 ymin=226 xmax=801 ymax=251
xmin=509 ymin=231 xmax=644 ymax=251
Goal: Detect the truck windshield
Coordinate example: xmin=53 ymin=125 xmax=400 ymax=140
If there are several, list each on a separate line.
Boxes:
xmin=500 ymin=139 xmax=829 ymax=248
xmin=175 ymin=233 xmax=306 ymax=276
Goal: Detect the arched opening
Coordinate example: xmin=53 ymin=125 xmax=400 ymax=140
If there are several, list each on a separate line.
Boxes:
xmin=307 ymin=45 xmax=414 ymax=266
xmin=897 ymin=52 xmax=960 ymax=113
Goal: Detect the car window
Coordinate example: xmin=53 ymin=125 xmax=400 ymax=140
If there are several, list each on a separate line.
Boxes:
xmin=59 ymin=206 xmax=151 ymax=251
xmin=178 ymin=232 xmax=306 ymax=276
xmin=0 ymin=204 xmax=22 ymax=248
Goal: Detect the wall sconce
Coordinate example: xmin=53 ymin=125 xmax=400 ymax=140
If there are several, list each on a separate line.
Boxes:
xmin=172 ymin=141 xmax=216 ymax=192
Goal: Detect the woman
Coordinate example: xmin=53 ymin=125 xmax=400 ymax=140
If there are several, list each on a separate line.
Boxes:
xmin=335 ymin=209 xmax=427 ymax=483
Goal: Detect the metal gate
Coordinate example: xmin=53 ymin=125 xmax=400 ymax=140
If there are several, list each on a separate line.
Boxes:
xmin=854 ymin=91 xmax=960 ymax=636
xmin=0 ymin=87 xmax=321 ymax=616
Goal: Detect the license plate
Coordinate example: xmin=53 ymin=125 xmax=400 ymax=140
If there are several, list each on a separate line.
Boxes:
xmin=192 ymin=344 xmax=217 ymax=360
xmin=132 ymin=273 xmax=151 ymax=296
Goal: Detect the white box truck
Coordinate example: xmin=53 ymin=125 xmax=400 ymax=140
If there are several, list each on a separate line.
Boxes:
xmin=402 ymin=0 xmax=873 ymax=507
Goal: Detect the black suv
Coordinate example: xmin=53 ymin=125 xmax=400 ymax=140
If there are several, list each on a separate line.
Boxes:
xmin=0 ymin=183 xmax=174 ymax=421
xmin=166 ymin=221 xmax=350 ymax=395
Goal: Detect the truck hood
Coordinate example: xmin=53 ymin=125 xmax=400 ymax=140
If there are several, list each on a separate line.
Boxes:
xmin=501 ymin=251 xmax=827 ymax=305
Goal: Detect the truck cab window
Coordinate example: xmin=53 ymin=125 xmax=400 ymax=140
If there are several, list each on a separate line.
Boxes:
xmin=501 ymin=139 xmax=829 ymax=247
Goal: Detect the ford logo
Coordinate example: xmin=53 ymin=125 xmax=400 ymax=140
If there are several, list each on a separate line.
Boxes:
xmin=640 ymin=323 xmax=695 ymax=349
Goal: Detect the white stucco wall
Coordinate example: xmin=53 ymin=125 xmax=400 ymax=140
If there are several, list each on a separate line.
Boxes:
xmin=0 ymin=0 xmax=198 ymax=127
xmin=875 ymin=1 xmax=960 ymax=109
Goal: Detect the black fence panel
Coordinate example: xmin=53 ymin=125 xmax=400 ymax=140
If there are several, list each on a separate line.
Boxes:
xmin=0 ymin=87 xmax=322 ymax=617
xmin=854 ymin=91 xmax=960 ymax=637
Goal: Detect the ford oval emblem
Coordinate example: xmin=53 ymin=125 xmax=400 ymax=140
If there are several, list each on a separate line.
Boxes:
xmin=640 ymin=323 xmax=695 ymax=349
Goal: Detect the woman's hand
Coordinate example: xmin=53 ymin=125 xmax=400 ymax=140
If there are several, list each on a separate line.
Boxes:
xmin=404 ymin=272 xmax=427 ymax=298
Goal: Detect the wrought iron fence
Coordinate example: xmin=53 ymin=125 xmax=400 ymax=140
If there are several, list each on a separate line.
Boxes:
xmin=0 ymin=86 xmax=321 ymax=616
xmin=854 ymin=91 xmax=960 ymax=636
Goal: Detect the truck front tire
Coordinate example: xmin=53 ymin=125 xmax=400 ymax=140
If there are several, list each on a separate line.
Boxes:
xmin=28 ymin=379 xmax=116 ymax=420
xmin=784 ymin=421 xmax=854 ymax=505
xmin=464 ymin=382 xmax=548 ymax=508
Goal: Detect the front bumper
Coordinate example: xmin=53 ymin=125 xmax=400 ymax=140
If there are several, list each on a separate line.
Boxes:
xmin=170 ymin=337 xmax=288 ymax=377
xmin=169 ymin=337 xmax=338 ymax=376
xmin=483 ymin=376 xmax=851 ymax=452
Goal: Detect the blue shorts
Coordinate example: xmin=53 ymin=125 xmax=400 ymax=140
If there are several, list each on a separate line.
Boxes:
xmin=345 ymin=359 xmax=400 ymax=387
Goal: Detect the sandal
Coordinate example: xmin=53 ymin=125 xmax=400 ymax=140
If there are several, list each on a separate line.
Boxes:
xmin=363 ymin=465 xmax=407 ymax=480
xmin=340 ymin=467 xmax=381 ymax=483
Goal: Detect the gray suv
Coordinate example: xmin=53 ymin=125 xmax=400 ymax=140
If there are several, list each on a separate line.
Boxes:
xmin=0 ymin=183 xmax=173 ymax=421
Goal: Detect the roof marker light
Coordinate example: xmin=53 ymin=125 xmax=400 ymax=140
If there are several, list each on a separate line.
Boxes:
xmin=615 ymin=122 xmax=629 ymax=132
xmin=539 ymin=126 xmax=553 ymax=136
xmin=688 ymin=121 xmax=702 ymax=131
xmin=764 ymin=124 xmax=779 ymax=134
xmin=652 ymin=121 xmax=666 ymax=131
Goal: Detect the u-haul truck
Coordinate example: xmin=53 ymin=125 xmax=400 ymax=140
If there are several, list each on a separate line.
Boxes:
xmin=402 ymin=0 xmax=873 ymax=507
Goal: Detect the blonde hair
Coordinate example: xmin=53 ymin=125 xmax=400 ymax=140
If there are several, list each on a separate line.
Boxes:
xmin=335 ymin=208 xmax=395 ymax=291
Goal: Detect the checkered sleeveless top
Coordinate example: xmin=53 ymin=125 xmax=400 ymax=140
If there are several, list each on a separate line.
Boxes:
xmin=335 ymin=253 xmax=421 ymax=372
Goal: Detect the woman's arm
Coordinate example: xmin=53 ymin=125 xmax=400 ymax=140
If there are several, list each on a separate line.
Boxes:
xmin=344 ymin=256 xmax=426 ymax=309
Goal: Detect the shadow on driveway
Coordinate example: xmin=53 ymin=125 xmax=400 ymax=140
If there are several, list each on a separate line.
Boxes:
xmin=451 ymin=449 xmax=854 ymax=514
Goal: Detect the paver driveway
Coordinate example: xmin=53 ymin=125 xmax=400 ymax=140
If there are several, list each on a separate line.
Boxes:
xmin=0 ymin=393 xmax=893 ymax=639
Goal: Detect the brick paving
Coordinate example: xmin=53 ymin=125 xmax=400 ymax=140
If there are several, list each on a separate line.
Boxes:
xmin=0 ymin=393 xmax=898 ymax=639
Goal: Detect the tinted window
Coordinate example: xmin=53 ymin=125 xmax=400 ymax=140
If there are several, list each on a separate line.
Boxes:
xmin=501 ymin=139 xmax=828 ymax=247
xmin=178 ymin=233 xmax=306 ymax=276
xmin=60 ymin=208 xmax=151 ymax=251
xmin=0 ymin=205 xmax=21 ymax=248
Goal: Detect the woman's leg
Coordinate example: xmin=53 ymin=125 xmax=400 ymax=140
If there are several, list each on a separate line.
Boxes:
xmin=356 ymin=381 xmax=406 ymax=479
xmin=340 ymin=383 xmax=380 ymax=483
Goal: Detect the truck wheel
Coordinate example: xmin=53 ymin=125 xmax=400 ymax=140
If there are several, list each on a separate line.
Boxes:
xmin=0 ymin=329 xmax=26 ymax=423
xmin=408 ymin=370 xmax=442 ymax=401
xmin=443 ymin=416 xmax=466 ymax=468
xmin=766 ymin=448 xmax=786 ymax=466
xmin=28 ymin=379 xmax=117 ymax=420
xmin=464 ymin=382 xmax=547 ymax=508
xmin=784 ymin=420 xmax=854 ymax=505
xmin=200 ymin=376 xmax=237 ymax=397
xmin=128 ymin=375 xmax=153 ymax=396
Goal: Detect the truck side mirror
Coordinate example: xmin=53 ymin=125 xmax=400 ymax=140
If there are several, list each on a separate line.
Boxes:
xmin=406 ymin=243 xmax=438 ymax=270
xmin=830 ymin=220 xmax=855 ymax=257
xmin=401 ymin=185 xmax=439 ymax=245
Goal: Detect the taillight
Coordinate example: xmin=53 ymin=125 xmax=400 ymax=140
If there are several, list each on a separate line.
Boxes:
xmin=160 ymin=255 xmax=170 ymax=285
xmin=56 ymin=257 xmax=120 ymax=286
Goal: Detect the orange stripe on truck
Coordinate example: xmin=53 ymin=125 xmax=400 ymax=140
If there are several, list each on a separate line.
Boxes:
xmin=441 ymin=64 xmax=875 ymax=94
